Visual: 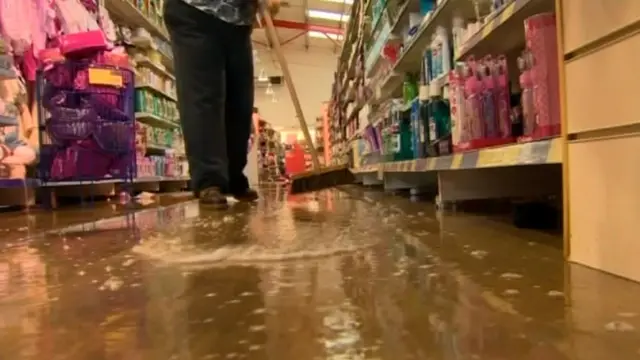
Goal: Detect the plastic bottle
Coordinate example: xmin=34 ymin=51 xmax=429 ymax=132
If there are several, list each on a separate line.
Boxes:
xmin=494 ymin=56 xmax=511 ymax=138
xmin=449 ymin=66 xmax=465 ymax=146
xmin=480 ymin=59 xmax=497 ymax=138
xmin=452 ymin=17 xmax=465 ymax=59
xmin=518 ymin=54 xmax=535 ymax=136
xmin=436 ymin=26 xmax=452 ymax=75
xmin=464 ymin=61 xmax=484 ymax=142
xmin=403 ymin=74 xmax=418 ymax=103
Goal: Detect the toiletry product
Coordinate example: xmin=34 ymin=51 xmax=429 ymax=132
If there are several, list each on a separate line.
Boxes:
xmin=409 ymin=99 xmax=421 ymax=158
xmin=452 ymin=16 xmax=465 ymax=58
xmin=420 ymin=0 xmax=435 ymax=16
xmin=402 ymin=75 xmax=418 ymax=103
xmin=449 ymin=66 xmax=465 ymax=147
xmin=518 ymin=53 xmax=535 ymax=137
xmin=429 ymin=34 xmax=441 ymax=80
xmin=436 ymin=26 xmax=452 ymax=75
xmin=493 ymin=56 xmax=511 ymax=138
xmin=428 ymin=91 xmax=451 ymax=155
xmin=525 ymin=13 xmax=561 ymax=139
xmin=480 ymin=58 xmax=498 ymax=138
xmin=398 ymin=111 xmax=414 ymax=161
xmin=464 ymin=60 xmax=483 ymax=142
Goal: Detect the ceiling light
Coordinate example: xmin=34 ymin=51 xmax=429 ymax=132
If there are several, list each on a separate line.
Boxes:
xmin=265 ymin=83 xmax=274 ymax=95
xmin=308 ymin=31 xmax=344 ymax=41
xmin=307 ymin=9 xmax=349 ymax=22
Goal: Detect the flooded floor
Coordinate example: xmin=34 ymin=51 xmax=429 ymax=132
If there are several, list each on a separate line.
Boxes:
xmin=0 ymin=186 xmax=638 ymax=360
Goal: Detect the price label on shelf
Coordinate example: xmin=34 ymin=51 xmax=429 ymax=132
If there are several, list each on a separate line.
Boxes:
xmin=88 ymin=68 xmax=123 ymax=87
xmin=477 ymin=145 xmax=521 ymax=167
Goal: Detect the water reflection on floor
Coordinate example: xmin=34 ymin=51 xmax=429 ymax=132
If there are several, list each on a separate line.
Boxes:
xmin=0 ymin=186 xmax=638 ymax=360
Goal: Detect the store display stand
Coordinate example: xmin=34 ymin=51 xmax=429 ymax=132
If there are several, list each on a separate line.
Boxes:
xmin=0 ymin=0 xmax=193 ymax=209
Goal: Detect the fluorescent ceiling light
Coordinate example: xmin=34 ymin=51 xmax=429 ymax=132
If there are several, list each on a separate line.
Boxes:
xmin=308 ymin=31 xmax=343 ymax=41
xmin=307 ymin=9 xmax=349 ymax=22
xmin=323 ymin=0 xmax=353 ymax=4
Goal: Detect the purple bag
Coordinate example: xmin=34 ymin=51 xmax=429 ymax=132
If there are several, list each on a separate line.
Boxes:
xmin=46 ymin=106 xmax=97 ymax=143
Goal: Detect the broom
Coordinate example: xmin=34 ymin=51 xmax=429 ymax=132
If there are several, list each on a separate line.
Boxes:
xmin=258 ymin=2 xmax=355 ymax=194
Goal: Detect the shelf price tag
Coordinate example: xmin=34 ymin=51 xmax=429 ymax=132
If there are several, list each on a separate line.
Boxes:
xmin=477 ymin=145 xmax=521 ymax=167
xmin=88 ymin=68 xmax=123 ymax=87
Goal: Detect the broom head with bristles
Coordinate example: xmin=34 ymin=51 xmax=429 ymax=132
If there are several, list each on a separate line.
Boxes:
xmin=289 ymin=164 xmax=355 ymax=194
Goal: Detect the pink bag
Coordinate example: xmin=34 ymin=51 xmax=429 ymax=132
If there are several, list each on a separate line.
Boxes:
xmin=59 ymin=30 xmax=107 ymax=56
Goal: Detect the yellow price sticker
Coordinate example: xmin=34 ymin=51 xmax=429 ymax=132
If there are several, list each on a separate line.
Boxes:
xmin=478 ymin=146 xmax=521 ymax=167
xmin=88 ymin=68 xmax=123 ymax=87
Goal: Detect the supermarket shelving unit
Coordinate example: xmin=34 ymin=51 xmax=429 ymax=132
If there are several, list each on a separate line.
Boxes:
xmin=30 ymin=0 xmax=190 ymax=208
xmin=258 ymin=119 xmax=283 ymax=183
xmin=331 ymin=0 xmax=640 ymax=283
xmin=108 ymin=0 xmax=189 ymax=187
xmin=330 ymin=0 xmax=566 ymax=246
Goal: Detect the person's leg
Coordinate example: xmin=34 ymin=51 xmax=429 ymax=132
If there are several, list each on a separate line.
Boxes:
xmin=223 ymin=24 xmax=258 ymax=201
xmin=164 ymin=0 xmax=228 ymax=206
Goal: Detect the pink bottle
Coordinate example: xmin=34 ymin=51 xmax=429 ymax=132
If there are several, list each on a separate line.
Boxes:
xmin=493 ymin=56 xmax=511 ymax=138
xmin=480 ymin=57 xmax=498 ymax=138
xmin=518 ymin=54 xmax=535 ymax=137
xmin=525 ymin=13 xmax=560 ymax=138
xmin=464 ymin=60 xmax=484 ymax=142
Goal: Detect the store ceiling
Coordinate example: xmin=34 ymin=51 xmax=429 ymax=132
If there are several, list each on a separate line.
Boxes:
xmin=252 ymin=0 xmax=351 ymax=51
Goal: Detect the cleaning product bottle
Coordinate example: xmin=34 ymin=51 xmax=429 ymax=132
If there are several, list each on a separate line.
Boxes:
xmin=420 ymin=0 xmax=435 ymax=16
xmin=409 ymin=98 xmax=422 ymax=158
xmin=398 ymin=110 xmax=414 ymax=160
xmin=428 ymin=84 xmax=452 ymax=155
xmin=403 ymin=74 xmax=418 ymax=104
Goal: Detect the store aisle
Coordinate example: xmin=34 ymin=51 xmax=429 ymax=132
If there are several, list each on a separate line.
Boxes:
xmin=0 ymin=187 xmax=638 ymax=360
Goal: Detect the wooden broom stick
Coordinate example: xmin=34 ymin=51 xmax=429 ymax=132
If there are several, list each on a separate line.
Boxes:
xmin=257 ymin=2 xmax=322 ymax=169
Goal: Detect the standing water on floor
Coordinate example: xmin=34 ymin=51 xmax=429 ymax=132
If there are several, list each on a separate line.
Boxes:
xmin=0 ymin=187 xmax=639 ymax=360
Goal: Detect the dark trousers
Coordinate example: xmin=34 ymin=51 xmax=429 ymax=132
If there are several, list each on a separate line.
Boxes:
xmin=164 ymin=0 xmax=254 ymax=194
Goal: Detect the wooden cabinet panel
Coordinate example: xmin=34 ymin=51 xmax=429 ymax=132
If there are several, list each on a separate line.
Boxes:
xmin=568 ymin=136 xmax=640 ymax=282
xmin=565 ymin=32 xmax=640 ymax=133
xmin=562 ymin=0 xmax=640 ymax=54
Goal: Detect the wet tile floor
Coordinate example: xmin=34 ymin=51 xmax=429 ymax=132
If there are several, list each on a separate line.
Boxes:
xmin=0 ymin=186 xmax=639 ymax=360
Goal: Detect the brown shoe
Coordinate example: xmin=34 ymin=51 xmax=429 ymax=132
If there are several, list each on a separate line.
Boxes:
xmin=199 ymin=187 xmax=228 ymax=208
xmin=231 ymin=187 xmax=259 ymax=202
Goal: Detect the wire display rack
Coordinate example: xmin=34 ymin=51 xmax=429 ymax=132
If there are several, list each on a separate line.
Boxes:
xmin=35 ymin=58 xmax=137 ymax=207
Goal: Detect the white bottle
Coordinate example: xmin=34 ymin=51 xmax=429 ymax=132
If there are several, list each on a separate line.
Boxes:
xmin=436 ymin=26 xmax=451 ymax=75
xmin=452 ymin=17 xmax=464 ymax=58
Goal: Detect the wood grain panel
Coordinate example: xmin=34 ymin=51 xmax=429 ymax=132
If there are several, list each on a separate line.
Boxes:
xmin=565 ymin=32 xmax=640 ymax=134
xmin=568 ymin=136 xmax=640 ymax=282
xmin=562 ymin=0 xmax=640 ymax=54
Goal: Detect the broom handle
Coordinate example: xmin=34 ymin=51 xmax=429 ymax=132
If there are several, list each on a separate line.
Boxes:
xmin=258 ymin=3 xmax=322 ymax=170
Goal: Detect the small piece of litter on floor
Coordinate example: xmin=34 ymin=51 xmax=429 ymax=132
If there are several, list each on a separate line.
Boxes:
xmin=500 ymin=272 xmax=523 ymax=280
xmin=547 ymin=290 xmax=564 ymax=297
xmin=604 ymin=321 xmax=635 ymax=332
